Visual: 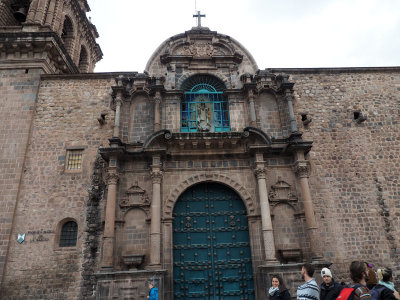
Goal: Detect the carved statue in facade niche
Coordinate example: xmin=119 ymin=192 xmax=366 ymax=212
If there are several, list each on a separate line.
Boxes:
xmin=197 ymin=102 xmax=211 ymax=131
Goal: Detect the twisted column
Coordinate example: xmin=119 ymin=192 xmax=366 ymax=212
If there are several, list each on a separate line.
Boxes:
xmin=149 ymin=157 xmax=163 ymax=268
xmin=254 ymin=153 xmax=277 ymax=262
xmin=101 ymin=167 xmax=119 ymax=268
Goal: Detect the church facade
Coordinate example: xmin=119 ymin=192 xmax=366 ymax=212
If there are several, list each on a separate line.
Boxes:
xmin=0 ymin=1 xmax=399 ymax=299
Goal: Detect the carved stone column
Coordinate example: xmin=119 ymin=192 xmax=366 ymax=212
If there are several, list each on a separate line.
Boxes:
xmin=242 ymin=74 xmax=257 ymax=127
xmin=248 ymin=89 xmax=257 ymax=127
xmin=52 ymin=0 xmax=65 ymax=33
xmin=149 ymin=156 xmax=163 ymax=268
xmin=284 ymin=90 xmax=298 ymax=134
xmin=294 ymin=153 xmax=322 ymax=259
xmin=112 ymin=89 xmax=123 ymax=138
xmin=254 ymin=153 xmax=277 ymax=262
xmin=101 ymin=166 xmax=119 ymax=268
xmin=26 ymin=0 xmax=39 ymax=23
xmin=44 ymin=0 xmax=56 ymax=26
xmin=34 ymin=0 xmax=49 ymax=24
xmin=153 ymin=90 xmax=162 ymax=132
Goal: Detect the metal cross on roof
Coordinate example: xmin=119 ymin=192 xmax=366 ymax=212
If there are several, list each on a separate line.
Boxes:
xmin=193 ymin=10 xmax=206 ymax=27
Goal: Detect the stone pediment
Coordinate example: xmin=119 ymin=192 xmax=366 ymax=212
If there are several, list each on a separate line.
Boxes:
xmin=268 ymin=177 xmax=297 ymax=205
xmin=120 ymin=182 xmax=150 ymax=208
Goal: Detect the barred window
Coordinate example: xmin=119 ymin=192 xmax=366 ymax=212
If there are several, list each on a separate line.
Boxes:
xmin=66 ymin=149 xmax=83 ymax=170
xmin=59 ymin=221 xmax=78 ymax=247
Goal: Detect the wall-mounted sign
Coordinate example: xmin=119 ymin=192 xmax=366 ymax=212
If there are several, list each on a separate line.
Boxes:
xmin=17 ymin=233 xmax=25 ymax=244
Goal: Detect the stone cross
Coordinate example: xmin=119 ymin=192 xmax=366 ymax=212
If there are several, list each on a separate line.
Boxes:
xmin=193 ymin=10 xmax=206 ymax=27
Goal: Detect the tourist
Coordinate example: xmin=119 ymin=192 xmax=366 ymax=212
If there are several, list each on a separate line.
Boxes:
xmin=147 ymin=282 xmax=159 ymax=300
xmin=365 ymin=262 xmax=378 ymax=290
xmin=371 ymin=267 xmax=400 ymax=300
xmin=320 ymin=267 xmax=343 ymax=300
xmin=349 ymin=261 xmax=371 ymax=300
xmin=269 ymin=274 xmax=291 ymax=300
xmin=297 ymin=263 xmax=320 ymax=300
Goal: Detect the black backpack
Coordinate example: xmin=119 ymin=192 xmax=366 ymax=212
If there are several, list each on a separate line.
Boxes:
xmin=370 ymin=286 xmax=385 ymax=300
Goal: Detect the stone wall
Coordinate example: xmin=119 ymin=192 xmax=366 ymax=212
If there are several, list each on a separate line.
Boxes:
xmin=0 ymin=75 xmax=114 ymax=299
xmin=0 ymin=68 xmax=41 ymax=285
xmin=285 ymin=68 xmax=400 ymax=282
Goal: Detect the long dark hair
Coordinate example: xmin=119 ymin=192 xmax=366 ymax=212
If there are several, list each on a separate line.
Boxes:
xmin=271 ymin=274 xmax=287 ymax=292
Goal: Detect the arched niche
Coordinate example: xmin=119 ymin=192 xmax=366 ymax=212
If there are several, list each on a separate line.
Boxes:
xmin=78 ymin=45 xmax=89 ymax=73
xmin=61 ymin=15 xmax=75 ymax=56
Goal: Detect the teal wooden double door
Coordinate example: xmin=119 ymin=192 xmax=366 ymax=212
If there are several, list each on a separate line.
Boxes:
xmin=173 ymin=183 xmax=255 ymax=299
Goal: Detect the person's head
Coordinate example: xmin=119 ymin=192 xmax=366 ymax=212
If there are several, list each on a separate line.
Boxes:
xmin=302 ymin=263 xmax=315 ymax=280
xmin=271 ymin=275 xmax=286 ymax=291
xmin=321 ymin=267 xmax=333 ymax=285
xmin=350 ymin=261 xmax=368 ymax=283
xmin=365 ymin=263 xmax=378 ymax=287
xmin=148 ymin=282 xmax=154 ymax=289
xmin=377 ymin=267 xmax=393 ymax=283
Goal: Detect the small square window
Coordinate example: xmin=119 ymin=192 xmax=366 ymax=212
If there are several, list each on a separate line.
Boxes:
xmin=66 ymin=149 xmax=83 ymax=170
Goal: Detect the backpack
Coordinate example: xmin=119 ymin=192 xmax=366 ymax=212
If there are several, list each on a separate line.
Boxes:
xmin=370 ymin=286 xmax=385 ymax=300
xmin=337 ymin=288 xmax=355 ymax=300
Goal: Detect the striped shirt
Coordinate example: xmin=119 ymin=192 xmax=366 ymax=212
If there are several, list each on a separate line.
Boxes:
xmin=353 ymin=284 xmax=371 ymax=300
xmin=297 ymin=278 xmax=320 ymax=300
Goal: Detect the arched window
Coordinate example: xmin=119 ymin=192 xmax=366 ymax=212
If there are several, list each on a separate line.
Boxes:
xmin=181 ymin=76 xmax=230 ymax=132
xmin=78 ymin=45 xmax=89 ymax=73
xmin=61 ymin=16 xmax=74 ymax=55
xmin=59 ymin=221 xmax=78 ymax=247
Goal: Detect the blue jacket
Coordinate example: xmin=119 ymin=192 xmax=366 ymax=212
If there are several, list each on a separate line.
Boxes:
xmin=149 ymin=287 xmax=159 ymax=300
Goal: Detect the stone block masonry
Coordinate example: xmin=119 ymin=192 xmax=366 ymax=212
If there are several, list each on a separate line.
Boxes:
xmin=0 ymin=68 xmax=41 ymax=285
xmin=0 ymin=74 xmax=115 ymax=299
xmin=286 ymin=69 xmax=400 ymax=283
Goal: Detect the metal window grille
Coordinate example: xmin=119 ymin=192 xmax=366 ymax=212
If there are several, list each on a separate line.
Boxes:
xmin=59 ymin=221 xmax=78 ymax=247
xmin=66 ymin=149 xmax=83 ymax=170
xmin=181 ymin=83 xmax=230 ymax=132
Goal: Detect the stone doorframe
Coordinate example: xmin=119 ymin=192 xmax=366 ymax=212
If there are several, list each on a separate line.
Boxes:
xmin=161 ymin=173 xmax=264 ymax=300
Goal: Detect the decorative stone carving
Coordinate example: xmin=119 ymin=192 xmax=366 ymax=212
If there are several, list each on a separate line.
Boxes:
xmin=119 ymin=182 xmax=150 ymax=208
xmin=294 ymin=161 xmax=310 ymax=178
xmin=268 ymin=177 xmax=297 ymax=205
xmin=105 ymin=172 xmax=119 ymax=185
xmin=121 ymin=254 xmax=145 ymax=270
xmin=183 ymin=42 xmax=215 ymax=57
xmin=254 ymin=167 xmax=266 ymax=179
xmin=150 ymin=170 xmax=163 ymax=184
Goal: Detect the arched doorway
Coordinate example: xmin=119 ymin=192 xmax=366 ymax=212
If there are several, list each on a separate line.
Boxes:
xmin=173 ymin=182 xmax=255 ymax=299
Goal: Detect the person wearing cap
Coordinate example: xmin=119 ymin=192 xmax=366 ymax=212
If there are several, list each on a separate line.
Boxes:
xmin=320 ymin=267 xmax=344 ymax=300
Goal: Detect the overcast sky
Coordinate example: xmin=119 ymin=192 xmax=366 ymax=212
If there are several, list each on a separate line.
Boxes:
xmin=88 ymin=0 xmax=400 ymax=73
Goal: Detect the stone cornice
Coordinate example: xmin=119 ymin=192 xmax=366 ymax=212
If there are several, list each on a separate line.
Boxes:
xmin=0 ymin=31 xmax=78 ymax=73
xmin=40 ymin=72 xmax=139 ymax=80
xmin=263 ymin=67 xmax=400 ymax=74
